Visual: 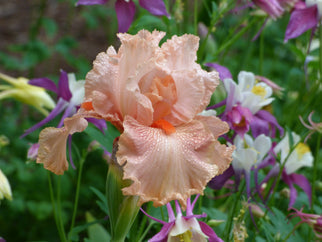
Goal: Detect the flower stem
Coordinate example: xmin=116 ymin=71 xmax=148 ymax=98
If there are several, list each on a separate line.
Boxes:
xmin=194 ymin=0 xmax=198 ymax=35
xmin=319 ymin=24 xmax=322 ymax=79
xmin=69 ymin=150 xmax=86 ymax=236
xmin=47 ymin=172 xmax=66 ymax=242
xmin=223 ymin=180 xmax=245 ymax=241
xmin=56 ymin=175 xmax=67 ymax=242
xmin=311 ymin=133 xmax=321 ymax=211
xmin=259 ymin=29 xmax=264 ymax=75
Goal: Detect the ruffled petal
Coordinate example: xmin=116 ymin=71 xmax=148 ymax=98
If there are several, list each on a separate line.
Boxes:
xmin=86 ymin=31 xmax=166 ymax=127
xmin=161 ymin=35 xmax=219 ymax=117
xmin=165 ymin=70 xmax=218 ymax=125
xmin=117 ymin=116 xmax=233 ymax=208
xmin=36 ymin=114 xmax=89 ymax=175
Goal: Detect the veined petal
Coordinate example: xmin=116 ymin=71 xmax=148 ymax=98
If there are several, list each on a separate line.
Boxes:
xmin=37 ymin=114 xmax=89 ymax=175
xmin=117 ymin=116 xmax=233 ymax=208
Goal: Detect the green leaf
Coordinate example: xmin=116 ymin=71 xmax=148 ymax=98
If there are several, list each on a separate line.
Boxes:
xmin=42 ymin=18 xmax=57 ymax=38
xmin=85 ymin=212 xmax=111 ymax=242
xmin=90 ymin=186 xmax=108 ymax=215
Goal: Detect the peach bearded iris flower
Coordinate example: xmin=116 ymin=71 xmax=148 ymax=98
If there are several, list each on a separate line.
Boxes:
xmin=37 ymin=30 xmax=234 ymax=207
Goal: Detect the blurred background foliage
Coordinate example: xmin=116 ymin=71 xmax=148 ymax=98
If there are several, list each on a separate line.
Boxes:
xmin=0 ymin=0 xmax=321 ymax=241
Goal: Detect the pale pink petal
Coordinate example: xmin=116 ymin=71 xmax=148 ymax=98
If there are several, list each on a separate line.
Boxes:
xmin=86 ymin=30 xmax=167 ymax=126
xmin=196 ymin=115 xmax=230 ymax=138
xmin=117 ymin=116 xmax=233 ymax=208
xmin=160 ymin=35 xmax=219 ymax=124
xmin=161 ymin=34 xmax=200 ymax=71
xmin=37 ymin=115 xmax=88 ymax=175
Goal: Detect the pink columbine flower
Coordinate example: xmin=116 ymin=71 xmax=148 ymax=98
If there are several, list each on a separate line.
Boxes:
xmin=284 ymin=0 xmax=320 ymax=42
xmin=142 ymin=195 xmax=223 ymax=242
xmin=76 ymin=0 xmax=170 ymax=33
xmin=222 ymin=71 xmax=275 ymax=137
xmin=288 ymin=207 xmax=322 ymax=239
xmin=299 ymin=111 xmax=322 ymax=142
xmin=36 ymin=30 xmax=234 ymax=208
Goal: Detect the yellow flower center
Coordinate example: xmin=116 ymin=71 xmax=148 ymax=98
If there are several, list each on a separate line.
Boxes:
xmin=251 ymin=85 xmax=267 ymax=98
xmin=176 ymin=230 xmax=192 ymax=242
xmin=295 ymin=143 xmax=310 ymax=159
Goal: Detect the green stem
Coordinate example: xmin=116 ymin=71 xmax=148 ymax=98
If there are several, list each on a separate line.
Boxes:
xmin=259 ymin=29 xmax=264 ymax=75
xmin=223 ymin=180 xmax=245 ymax=241
xmin=138 ymin=222 xmax=157 ymax=242
xmin=56 ymin=176 xmax=67 ymax=242
xmin=198 ymin=0 xmax=236 ymax=60
xmin=135 ymin=203 xmax=151 ymax=241
xmin=214 ymin=18 xmax=257 ymax=56
xmin=194 ymin=0 xmax=198 ymax=35
xmin=311 ymin=133 xmax=321 ymax=211
xmin=48 ymin=172 xmax=64 ymax=241
xmin=69 ymin=152 xmax=86 ymax=236
xmin=319 ymin=24 xmax=322 ymax=79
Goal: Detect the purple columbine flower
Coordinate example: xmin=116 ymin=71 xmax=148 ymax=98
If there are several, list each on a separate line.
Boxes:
xmin=288 ymin=207 xmax=322 ymax=239
xmin=221 ymin=71 xmax=277 ymax=138
xmin=284 ymin=1 xmax=319 ymax=42
xmin=252 ymin=0 xmax=284 ymax=19
xmin=205 ymin=63 xmax=233 ymax=81
xmin=141 ymin=195 xmax=223 ymax=242
xmin=76 ymin=0 xmax=170 ymax=33
xmin=23 ymin=70 xmax=107 ymax=167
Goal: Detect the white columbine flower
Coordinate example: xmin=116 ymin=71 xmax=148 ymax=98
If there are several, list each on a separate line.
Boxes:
xmin=224 ymin=71 xmax=274 ymax=114
xmin=232 ymin=134 xmax=272 ymax=172
xmin=274 ymin=132 xmax=313 ymax=175
xmin=0 ymin=169 xmax=12 ymax=201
